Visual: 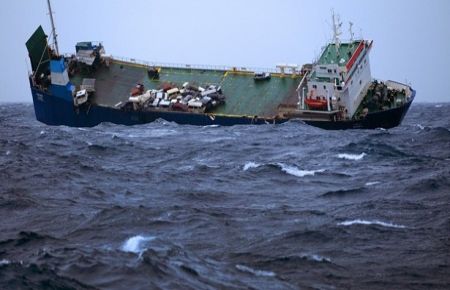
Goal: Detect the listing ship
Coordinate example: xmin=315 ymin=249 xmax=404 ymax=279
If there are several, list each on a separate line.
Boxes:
xmin=26 ymin=1 xmax=415 ymax=130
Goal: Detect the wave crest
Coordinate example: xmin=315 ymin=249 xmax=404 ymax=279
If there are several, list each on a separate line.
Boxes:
xmin=278 ymin=163 xmax=325 ymax=177
xmin=243 ymin=162 xmax=324 ymax=177
xmin=243 ymin=162 xmax=261 ymax=171
xmin=338 ymin=219 xmax=407 ymax=229
xmin=235 ymin=264 xmax=276 ymax=277
xmin=121 ymin=235 xmax=155 ymax=254
xmin=337 ymin=153 xmax=367 ymax=161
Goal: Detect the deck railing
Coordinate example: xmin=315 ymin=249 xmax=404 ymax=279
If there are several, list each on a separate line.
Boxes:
xmin=110 ymin=55 xmax=288 ymax=75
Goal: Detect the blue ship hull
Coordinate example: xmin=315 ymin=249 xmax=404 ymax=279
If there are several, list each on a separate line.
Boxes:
xmin=31 ymin=87 xmax=415 ymax=130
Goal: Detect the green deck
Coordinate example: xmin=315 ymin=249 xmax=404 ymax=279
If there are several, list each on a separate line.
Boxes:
xmin=70 ymin=60 xmax=301 ymax=117
xmin=318 ymin=41 xmax=362 ymax=66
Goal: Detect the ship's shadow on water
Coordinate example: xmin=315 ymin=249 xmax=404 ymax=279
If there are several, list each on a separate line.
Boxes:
xmin=0 ymin=103 xmax=449 ymax=289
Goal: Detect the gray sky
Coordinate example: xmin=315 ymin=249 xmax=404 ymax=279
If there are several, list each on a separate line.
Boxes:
xmin=1 ymin=0 xmax=449 ymax=103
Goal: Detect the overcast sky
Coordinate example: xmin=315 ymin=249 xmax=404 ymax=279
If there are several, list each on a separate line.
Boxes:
xmin=0 ymin=0 xmax=449 ymax=103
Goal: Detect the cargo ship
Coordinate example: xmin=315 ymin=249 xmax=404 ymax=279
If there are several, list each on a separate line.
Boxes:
xmin=26 ymin=1 xmax=415 ymax=130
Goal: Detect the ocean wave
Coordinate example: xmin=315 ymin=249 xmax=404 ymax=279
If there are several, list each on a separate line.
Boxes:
xmin=243 ymin=162 xmax=261 ymax=171
xmin=337 ymin=153 xmax=367 ymax=161
xmin=341 ymin=141 xmax=411 ymax=158
xmin=338 ymin=219 xmax=407 ymax=229
xmin=121 ymin=235 xmax=155 ymax=254
xmin=321 ymin=187 xmax=365 ymax=197
xmin=278 ymin=163 xmax=325 ymax=177
xmin=365 ymin=181 xmax=381 ymax=186
xmin=235 ymin=264 xmax=276 ymax=277
xmin=0 ymin=262 xmax=96 ymax=290
xmin=301 ymin=254 xmax=331 ymax=263
xmin=242 ymin=162 xmax=324 ymax=177
xmin=2 ymin=231 xmax=57 ymax=247
xmin=115 ymin=128 xmax=178 ymax=139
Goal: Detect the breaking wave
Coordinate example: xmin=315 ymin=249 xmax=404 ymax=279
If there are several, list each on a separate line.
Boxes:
xmin=243 ymin=162 xmax=324 ymax=177
xmin=235 ymin=264 xmax=276 ymax=277
xmin=300 ymin=254 xmax=331 ymax=263
xmin=278 ymin=163 xmax=325 ymax=177
xmin=243 ymin=162 xmax=261 ymax=171
xmin=337 ymin=153 xmax=367 ymax=160
xmin=121 ymin=235 xmax=155 ymax=254
xmin=338 ymin=219 xmax=407 ymax=229
xmin=365 ymin=181 xmax=381 ymax=186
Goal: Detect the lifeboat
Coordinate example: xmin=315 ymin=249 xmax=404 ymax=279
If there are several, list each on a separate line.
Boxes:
xmin=305 ymin=97 xmax=328 ymax=110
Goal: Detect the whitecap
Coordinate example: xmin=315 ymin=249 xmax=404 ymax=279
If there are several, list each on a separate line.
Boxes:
xmin=416 ymin=124 xmax=425 ymax=130
xmin=121 ymin=235 xmax=155 ymax=254
xmin=236 ymin=264 xmax=276 ymax=277
xmin=243 ymin=162 xmax=261 ymax=171
xmin=338 ymin=219 xmax=406 ymax=229
xmin=337 ymin=153 xmax=367 ymax=161
xmin=435 ymin=104 xmax=443 ymax=108
xmin=40 ymin=130 xmax=45 ymax=135
xmin=203 ymin=124 xmax=220 ymax=128
xmin=365 ymin=181 xmax=380 ymax=186
xmin=301 ymin=254 xmax=331 ymax=263
xmin=0 ymin=259 xmax=11 ymax=266
xmin=278 ymin=163 xmax=325 ymax=177
xmin=5 ymin=150 xmax=10 ymax=156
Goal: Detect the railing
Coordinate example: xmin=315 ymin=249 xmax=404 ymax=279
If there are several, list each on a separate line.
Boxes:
xmin=110 ymin=55 xmax=287 ymax=74
xmin=385 ymin=80 xmax=411 ymax=96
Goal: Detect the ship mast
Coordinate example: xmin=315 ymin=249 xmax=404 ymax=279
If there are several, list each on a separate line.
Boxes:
xmin=46 ymin=0 xmax=59 ymax=56
xmin=331 ymin=10 xmax=342 ymax=56
xmin=349 ymin=21 xmax=355 ymax=43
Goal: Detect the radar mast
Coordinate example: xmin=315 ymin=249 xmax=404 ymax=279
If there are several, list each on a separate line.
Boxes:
xmin=46 ymin=0 xmax=59 ymax=56
xmin=332 ymin=10 xmax=343 ymax=56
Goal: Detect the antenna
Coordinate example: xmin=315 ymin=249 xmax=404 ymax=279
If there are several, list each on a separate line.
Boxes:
xmin=349 ymin=21 xmax=355 ymax=43
xmin=46 ymin=0 xmax=59 ymax=56
xmin=332 ymin=10 xmax=343 ymax=55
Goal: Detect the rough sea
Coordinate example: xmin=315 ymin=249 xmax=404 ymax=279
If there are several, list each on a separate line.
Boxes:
xmin=0 ymin=102 xmax=449 ymax=290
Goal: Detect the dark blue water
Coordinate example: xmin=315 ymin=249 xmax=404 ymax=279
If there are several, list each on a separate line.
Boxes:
xmin=0 ymin=103 xmax=449 ymax=289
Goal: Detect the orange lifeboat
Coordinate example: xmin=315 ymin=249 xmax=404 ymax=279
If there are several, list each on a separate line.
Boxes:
xmin=305 ymin=97 xmax=328 ymax=110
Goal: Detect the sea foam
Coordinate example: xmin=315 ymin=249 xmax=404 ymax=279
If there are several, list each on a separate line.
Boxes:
xmin=365 ymin=181 xmax=381 ymax=186
xmin=243 ymin=162 xmax=261 ymax=171
xmin=301 ymin=254 xmax=331 ymax=263
xmin=338 ymin=219 xmax=406 ymax=229
xmin=337 ymin=153 xmax=367 ymax=161
xmin=278 ymin=163 xmax=325 ymax=177
xmin=243 ymin=162 xmax=324 ymax=177
xmin=121 ymin=235 xmax=155 ymax=254
xmin=235 ymin=264 xmax=276 ymax=277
